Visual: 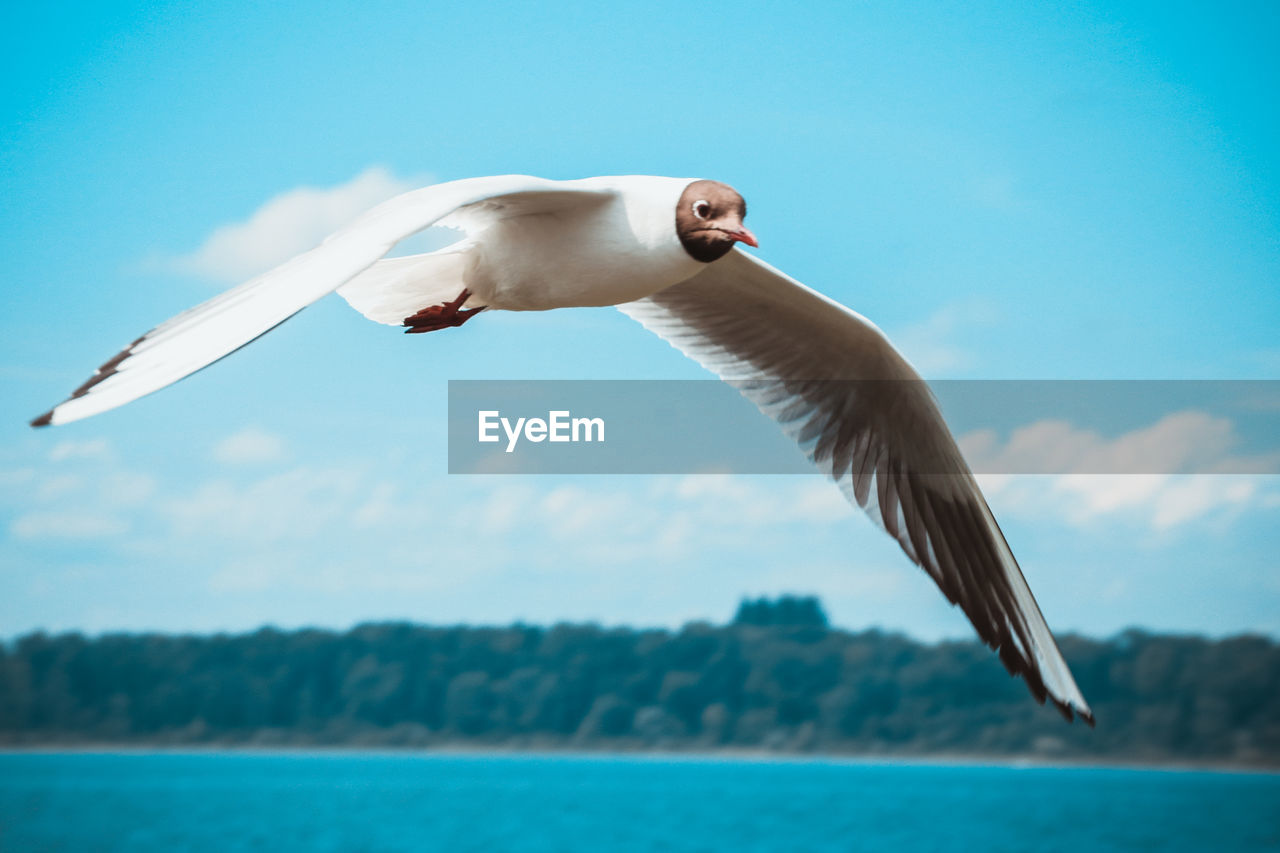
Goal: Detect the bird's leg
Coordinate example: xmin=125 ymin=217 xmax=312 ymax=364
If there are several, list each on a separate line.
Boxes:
xmin=402 ymin=289 xmax=487 ymax=334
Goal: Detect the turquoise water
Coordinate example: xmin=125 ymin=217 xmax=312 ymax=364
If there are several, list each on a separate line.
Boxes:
xmin=1 ymin=752 xmax=1277 ymax=852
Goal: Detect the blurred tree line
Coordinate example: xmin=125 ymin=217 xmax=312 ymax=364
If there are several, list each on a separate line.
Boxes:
xmin=1 ymin=596 xmax=1276 ymax=765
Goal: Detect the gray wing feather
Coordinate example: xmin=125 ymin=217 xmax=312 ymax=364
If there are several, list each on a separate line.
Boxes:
xmin=620 ymin=249 xmax=1093 ymax=724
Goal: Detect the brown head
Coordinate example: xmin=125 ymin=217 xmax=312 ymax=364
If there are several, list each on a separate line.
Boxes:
xmin=675 ymin=180 xmax=758 ymax=263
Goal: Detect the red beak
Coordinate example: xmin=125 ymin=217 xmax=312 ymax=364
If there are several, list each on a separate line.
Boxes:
xmin=724 ymin=226 xmax=759 ymax=248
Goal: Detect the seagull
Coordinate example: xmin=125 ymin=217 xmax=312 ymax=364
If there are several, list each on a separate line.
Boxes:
xmin=31 ymin=174 xmax=1094 ymax=725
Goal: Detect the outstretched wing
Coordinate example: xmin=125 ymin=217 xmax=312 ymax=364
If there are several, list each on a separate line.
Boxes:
xmin=619 ymin=248 xmax=1094 ymax=724
xmin=33 ymin=176 xmax=614 ymax=427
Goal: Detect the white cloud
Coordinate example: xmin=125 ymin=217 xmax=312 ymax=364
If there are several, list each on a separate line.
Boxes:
xmin=158 ymin=166 xmax=419 ymax=282
xmin=1147 ymin=477 xmax=1259 ymax=529
xmin=34 ymin=474 xmax=84 ymax=502
xmin=5 ymin=407 xmax=1273 ymax=635
xmin=959 ymin=410 xmax=1276 ymax=475
xmin=48 ymin=439 xmax=112 ymax=462
xmin=213 ymin=427 xmax=286 ymax=465
xmin=1055 ymin=474 xmax=1263 ymax=530
xmin=164 ymin=465 xmax=377 ymax=544
xmin=4 ymin=441 xmax=156 ymax=540
xmin=965 ymin=411 xmax=1279 ymax=531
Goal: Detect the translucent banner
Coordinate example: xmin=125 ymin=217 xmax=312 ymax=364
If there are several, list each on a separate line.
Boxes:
xmin=447 ymin=380 xmax=1280 ymax=475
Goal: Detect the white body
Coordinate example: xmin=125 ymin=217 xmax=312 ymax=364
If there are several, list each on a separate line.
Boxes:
xmin=332 ymin=175 xmax=703 ymax=325
xmin=463 ymin=175 xmax=702 ymax=310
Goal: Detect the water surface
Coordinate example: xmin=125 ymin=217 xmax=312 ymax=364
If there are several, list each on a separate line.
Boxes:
xmin=1 ymin=752 xmax=1276 ymax=852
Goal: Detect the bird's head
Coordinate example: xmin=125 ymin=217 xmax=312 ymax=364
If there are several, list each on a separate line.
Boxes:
xmin=675 ymin=180 xmax=758 ymax=263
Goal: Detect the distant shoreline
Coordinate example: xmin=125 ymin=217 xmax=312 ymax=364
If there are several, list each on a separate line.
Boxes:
xmin=8 ymin=620 xmax=1275 ymax=770
xmin=3 ymin=743 xmax=1276 ymax=776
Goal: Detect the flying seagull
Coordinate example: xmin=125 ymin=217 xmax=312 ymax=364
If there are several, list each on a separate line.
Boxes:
xmin=31 ymin=174 xmax=1094 ymax=725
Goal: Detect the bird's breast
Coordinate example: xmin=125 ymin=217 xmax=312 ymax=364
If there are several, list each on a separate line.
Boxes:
xmin=468 ymin=193 xmax=703 ymax=311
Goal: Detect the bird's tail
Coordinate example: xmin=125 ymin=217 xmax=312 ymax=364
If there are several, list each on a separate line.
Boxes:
xmin=336 ymin=246 xmax=484 ymax=326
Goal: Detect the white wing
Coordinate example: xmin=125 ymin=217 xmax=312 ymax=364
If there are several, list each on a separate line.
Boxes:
xmin=620 ymin=249 xmax=1094 ymax=724
xmin=33 ymin=176 xmax=614 ymax=427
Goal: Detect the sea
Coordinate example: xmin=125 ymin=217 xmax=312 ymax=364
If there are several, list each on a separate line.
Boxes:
xmin=1 ymin=752 xmax=1276 ymax=852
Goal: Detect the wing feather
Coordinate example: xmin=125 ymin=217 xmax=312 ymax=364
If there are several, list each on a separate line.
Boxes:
xmin=33 ymin=176 xmax=614 ymax=426
xmin=619 ymin=249 xmax=1093 ymax=724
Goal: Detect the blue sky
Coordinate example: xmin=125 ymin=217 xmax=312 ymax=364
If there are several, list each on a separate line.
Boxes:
xmin=1 ymin=1 xmax=1277 ymax=640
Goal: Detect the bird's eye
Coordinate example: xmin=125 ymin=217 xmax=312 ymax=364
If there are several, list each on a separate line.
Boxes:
xmin=692 ymin=200 xmax=711 ymax=220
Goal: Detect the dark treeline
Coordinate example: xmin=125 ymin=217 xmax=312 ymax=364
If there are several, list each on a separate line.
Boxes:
xmin=2 ymin=596 xmax=1277 ymax=765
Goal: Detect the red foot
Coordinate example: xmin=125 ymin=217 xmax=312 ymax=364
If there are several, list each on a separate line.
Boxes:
xmin=403 ymin=289 xmax=486 ymax=334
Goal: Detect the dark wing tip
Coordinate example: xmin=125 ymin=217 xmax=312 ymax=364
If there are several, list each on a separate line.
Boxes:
xmin=1048 ymin=695 xmax=1096 ymax=727
xmin=31 ymin=336 xmax=144 ymax=427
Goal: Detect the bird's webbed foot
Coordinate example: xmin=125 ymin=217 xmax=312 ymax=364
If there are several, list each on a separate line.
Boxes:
xmin=402 ymin=289 xmax=487 ymax=334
